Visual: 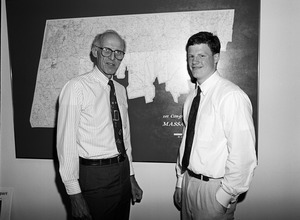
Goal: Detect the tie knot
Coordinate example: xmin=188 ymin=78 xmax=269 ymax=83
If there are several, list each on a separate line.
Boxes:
xmin=108 ymin=80 xmax=113 ymax=87
xmin=196 ymin=86 xmax=201 ymax=96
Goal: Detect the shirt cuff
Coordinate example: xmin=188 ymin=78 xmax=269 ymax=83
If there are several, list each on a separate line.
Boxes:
xmin=216 ymin=187 xmax=232 ymax=208
xmin=129 ymin=162 xmax=135 ymax=176
xmin=65 ymin=180 xmax=81 ymax=195
xmin=176 ymin=175 xmax=184 ymax=188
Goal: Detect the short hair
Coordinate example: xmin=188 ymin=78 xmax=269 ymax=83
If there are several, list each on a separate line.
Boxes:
xmin=185 ymin=31 xmax=220 ymax=55
xmin=91 ymin=29 xmax=126 ymax=52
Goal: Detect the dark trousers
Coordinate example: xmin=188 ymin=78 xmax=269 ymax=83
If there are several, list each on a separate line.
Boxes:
xmin=79 ymin=157 xmax=131 ymax=220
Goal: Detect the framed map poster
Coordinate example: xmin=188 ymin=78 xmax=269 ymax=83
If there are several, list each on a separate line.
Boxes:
xmin=6 ymin=0 xmax=259 ymax=162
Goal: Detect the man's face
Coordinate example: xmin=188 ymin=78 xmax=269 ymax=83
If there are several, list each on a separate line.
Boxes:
xmin=187 ymin=43 xmax=219 ymax=84
xmin=93 ymin=33 xmax=125 ymax=79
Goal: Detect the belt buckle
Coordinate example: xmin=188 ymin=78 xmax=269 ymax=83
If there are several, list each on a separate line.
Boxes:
xmin=201 ymin=174 xmax=210 ymax=181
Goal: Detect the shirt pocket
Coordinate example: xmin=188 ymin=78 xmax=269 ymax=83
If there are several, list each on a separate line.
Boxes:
xmin=197 ymin=114 xmax=214 ymax=142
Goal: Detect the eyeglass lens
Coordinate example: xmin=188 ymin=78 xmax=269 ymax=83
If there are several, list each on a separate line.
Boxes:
xmin=101 ymin=47 xmax=124 ymax=60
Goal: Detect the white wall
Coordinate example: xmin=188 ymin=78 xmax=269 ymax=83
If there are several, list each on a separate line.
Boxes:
xmin=234 ymin=0 xmax=300 ymax=219
xmin=1 ymin=0 xmax=300 ymax=219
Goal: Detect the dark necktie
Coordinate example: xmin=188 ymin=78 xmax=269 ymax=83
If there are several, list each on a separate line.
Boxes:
xmin=108 ymin=80 xmax=126 ymax=156
xmin=182 ymin=86 xmax=201 ymax=171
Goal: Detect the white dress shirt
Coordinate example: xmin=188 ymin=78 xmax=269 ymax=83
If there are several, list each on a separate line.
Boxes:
xmin=57 ymin=67 xmax=134 ymax=195
xmin=176 ymin=71 xmax=257 ymax=207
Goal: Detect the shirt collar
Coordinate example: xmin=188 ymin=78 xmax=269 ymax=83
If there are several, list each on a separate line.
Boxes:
xmin=198 ymin=71 xmax=220 ymax=96
xmin=91 ymin=66 xmax=111 ymax=87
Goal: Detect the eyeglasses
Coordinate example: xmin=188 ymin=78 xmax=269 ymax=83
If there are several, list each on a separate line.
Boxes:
xmin=94 ymin=45 xmax=125 ymax=61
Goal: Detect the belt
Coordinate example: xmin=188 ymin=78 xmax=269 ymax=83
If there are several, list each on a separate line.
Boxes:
xmin=80 ymin=154 xmax=126 ymax=166
xmin=188 ymin=170 xmax=211 ymax=182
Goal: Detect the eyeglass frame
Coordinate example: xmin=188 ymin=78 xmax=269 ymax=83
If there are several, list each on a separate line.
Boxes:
xmin=93 ymin=45 xmax=125 ymax=61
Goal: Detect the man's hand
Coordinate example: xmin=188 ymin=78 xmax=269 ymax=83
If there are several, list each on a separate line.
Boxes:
xmin=173 ymin=187 xmax=182 ymax=210
xmin=69 ymin=193 xmax=92 ymax=220
xmin=130 ymin=175 xmax=143 ymax=205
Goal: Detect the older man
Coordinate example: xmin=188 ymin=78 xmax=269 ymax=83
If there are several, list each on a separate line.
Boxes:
xmin=57 ymin=30 xmax=143 ymax=220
